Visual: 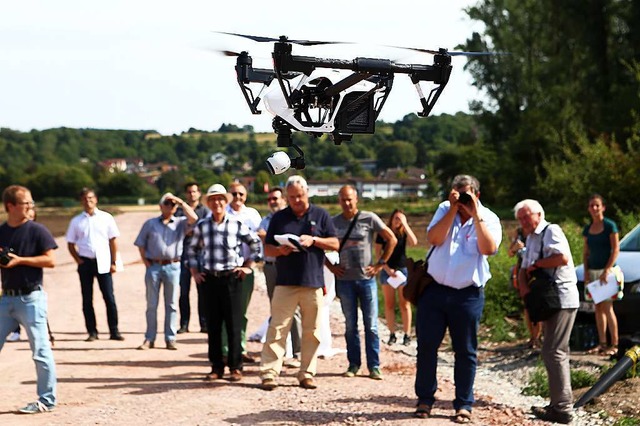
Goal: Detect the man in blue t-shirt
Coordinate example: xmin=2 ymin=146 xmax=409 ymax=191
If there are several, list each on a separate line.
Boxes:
xmin=0 ymin=185 xmax=58 ymax=414
xmin=259 ymin=176 xmax=339 ymax=390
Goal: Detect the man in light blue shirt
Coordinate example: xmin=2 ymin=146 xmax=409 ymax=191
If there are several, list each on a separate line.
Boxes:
xmin=414 ymin=175 xmax=501 ymax=422
xmin=134 ymin=193 xmax=197 ymax=350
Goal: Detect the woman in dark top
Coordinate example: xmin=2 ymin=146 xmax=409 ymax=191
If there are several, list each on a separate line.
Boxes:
xmin=583 ymin=194 xmax=622 ymax=357
xmin=375 ymin=209 xmax=417 ymax=345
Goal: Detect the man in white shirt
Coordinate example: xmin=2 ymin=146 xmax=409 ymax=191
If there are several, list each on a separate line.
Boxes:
xmin=66 ymin=188 xmax=123 ymax=342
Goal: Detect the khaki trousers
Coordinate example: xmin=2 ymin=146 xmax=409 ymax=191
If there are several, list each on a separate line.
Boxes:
xmin=260 ymin=285 xmax=323 ymax=381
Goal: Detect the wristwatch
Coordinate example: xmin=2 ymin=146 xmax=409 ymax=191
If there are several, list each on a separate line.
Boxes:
xmin=377 ymin=259 xmax=386 ymax=266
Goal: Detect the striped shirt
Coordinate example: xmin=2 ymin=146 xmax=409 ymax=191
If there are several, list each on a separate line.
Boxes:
xmin=187 ymin=214 xmax=262 ymax=272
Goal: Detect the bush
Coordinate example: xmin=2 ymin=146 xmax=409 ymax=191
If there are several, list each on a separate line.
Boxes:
xmin=522 ymin=362 xmax=598 ymax=398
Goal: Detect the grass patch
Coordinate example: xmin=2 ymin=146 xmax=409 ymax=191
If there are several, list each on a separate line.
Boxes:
xmin=522 ymin=362 xmax=598 ymax=398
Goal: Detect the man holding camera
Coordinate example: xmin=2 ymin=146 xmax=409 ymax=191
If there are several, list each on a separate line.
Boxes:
xmin=414 ymin=175 xmax=501 ymax=423
xmin=134 ymin=193 xmax=197 ymax=350
xmin=0 ymin=185 xmax=58 ymax=414
xmin=67 ymin=188 xmax=124 ymax=342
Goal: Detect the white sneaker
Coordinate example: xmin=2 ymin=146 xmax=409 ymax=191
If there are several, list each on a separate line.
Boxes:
xmin=6 ymin=332 xmax=20 ymax=342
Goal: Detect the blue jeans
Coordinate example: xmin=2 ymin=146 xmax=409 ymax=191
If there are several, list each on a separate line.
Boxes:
xmin=335 ymin=277 xmax=380 ymax=370
xmin=0 ymin=290 xmax=57 ymax=407
xmin=144 ymin=262 xmax=181 ymax=342
xmin=78 ymin=258 xmax=119 ymax=336
xmin=415 ymin=282 xmax=484 ymax=411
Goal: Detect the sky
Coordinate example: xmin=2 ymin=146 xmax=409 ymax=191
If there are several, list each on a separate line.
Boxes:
xmin=0 ymin=0 xmax=483 ymax=135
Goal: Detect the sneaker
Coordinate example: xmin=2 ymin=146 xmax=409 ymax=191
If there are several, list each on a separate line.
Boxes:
xmin=403 ymin=334 xmax=411 ymax=346
xmin=387 ymin=333 xmax=397 ymax=345
xmin=85 ymin=333 xmax=98 ymax=342
xmin=177 ymin=326 xmax=188 ymax=334
xmin=343 ymin=366 xmax=359 ymax=377
xmin=137 ymin=340 xmax=155 ymax=350
xmin=166 ymin=341 xmax=177 ymax=350
xmin=6 ymin=331 xmax=20 ymax=342
xmin=369 ymin=367 xmax=383 ymax=380
xmin=18 ymin=401 xmax=54 ymax=414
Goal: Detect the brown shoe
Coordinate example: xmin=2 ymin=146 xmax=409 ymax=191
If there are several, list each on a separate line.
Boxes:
xmin=166 ymin=341 xmax=177 ymax=350
xmin=261 ymin=377 xmax=278 ymax=391
xmin=137 ymin=340 xmax=154 ymax=350
xmin=205 ymin=369 xmax=224 ymax=381
xmin=242 ymin=353 xmax=257 ymax=364
xmin=299 ymin=378 xmax=317 ymax=389
xmin=229 ymin=369 xmax=242 ymax=382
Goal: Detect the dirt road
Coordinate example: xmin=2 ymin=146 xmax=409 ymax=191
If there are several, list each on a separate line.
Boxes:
xmin=1 ymin=210 xmax=543 ymax=425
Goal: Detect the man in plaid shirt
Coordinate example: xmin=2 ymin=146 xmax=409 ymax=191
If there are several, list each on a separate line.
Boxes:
xmin=187 ymin=183 xmax=262 ymax=383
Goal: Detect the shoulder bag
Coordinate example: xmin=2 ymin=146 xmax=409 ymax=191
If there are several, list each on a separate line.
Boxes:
xmin=524 ymin=224 xmax=562 ymax=323
xmin=403 ymin=247 xmax=434 ymax=306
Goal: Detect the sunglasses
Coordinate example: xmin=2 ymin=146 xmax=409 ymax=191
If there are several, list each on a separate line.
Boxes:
xmin=267 ymin=197 xmax=279 ymax=201
xmin=231 ymin=192 xmax=245 ymax=197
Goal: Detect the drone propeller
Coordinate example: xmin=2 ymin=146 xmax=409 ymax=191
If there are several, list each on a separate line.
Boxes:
xmin=388 ymin=45 xmax=507 ymax=57
xmin=215 ymin=31 xmax=347 ymax=46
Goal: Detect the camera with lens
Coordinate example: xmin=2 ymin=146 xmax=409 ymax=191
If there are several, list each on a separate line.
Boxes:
xmin=0 ymin=247 xmax=15 ymax=266
xmin=458 ymin=192 xmax=472 ymax=204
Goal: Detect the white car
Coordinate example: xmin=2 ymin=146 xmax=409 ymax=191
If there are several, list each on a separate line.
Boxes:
xmin=575 ymin=223 xmax=640 ymax=336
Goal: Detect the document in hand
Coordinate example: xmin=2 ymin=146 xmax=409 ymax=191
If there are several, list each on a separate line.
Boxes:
xmin=386 ymin=270 xmax=407 ymax=289
xmin=586 ymin=273 xmax=619 ymax=304
xmin=274 ymin=234 xmax=306 ymax=252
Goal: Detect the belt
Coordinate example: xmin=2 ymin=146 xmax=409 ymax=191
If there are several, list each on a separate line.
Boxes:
xmin=147 ymin=258 xmax=180 ymax=265
xmin=205 ymin=270 xmax=235 ymax=278
xmin=2 ymin=287 xmax=41 ymax=296
xmin=264 ymin=261 xmax=276 ymax=265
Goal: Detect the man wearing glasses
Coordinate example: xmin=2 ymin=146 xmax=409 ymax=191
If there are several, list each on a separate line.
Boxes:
xmin=0 ymin=185 xmax=58 ymax=414
xmin=225 ymin=182 xmax=262 ymax=363
xmin=66 ymin=188 xmax=124 ymax=342
xmin=134 ymin=193 xmax=197 ymax=350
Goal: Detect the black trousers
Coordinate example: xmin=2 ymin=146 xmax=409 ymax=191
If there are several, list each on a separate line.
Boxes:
xmin=201 ymin=272 xmax=243 ymax=371
xmin=78 ymin=257 xmax=119 ymax=335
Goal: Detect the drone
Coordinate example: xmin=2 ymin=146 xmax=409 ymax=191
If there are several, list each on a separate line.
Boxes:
xmin=218 ymin=32 xmax=497 ymax=173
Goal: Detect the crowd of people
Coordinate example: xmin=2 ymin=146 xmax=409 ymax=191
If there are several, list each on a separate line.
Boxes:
xmin=0 ymin=176 xmax=624 ymax=424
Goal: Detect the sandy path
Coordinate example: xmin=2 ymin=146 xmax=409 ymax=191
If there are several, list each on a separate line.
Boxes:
xmin=0 ymin=210 xmax=541 ymax=425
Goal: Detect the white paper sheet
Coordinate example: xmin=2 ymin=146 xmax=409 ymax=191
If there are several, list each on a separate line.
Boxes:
xmin=585 ymin=273 xmax=619 ymax=304
xmin=387 ymin=270 xmax=407 ymax=289
xmin=274 ymin=234 xmax=304 ymax=252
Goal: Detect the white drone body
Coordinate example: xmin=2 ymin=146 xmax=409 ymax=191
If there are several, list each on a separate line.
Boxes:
xmin=263 ymin=69 xmax=383 ymax=134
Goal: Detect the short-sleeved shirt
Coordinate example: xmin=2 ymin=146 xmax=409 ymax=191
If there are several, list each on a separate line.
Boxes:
xmin=0 ymin=220 xmax=58 ymax=291
xmin=134 ymin=215 xmax=189 ymax=260
xmin=265 ymin=204 xmax=336 ymax=288
xmin=66 ymin=207 xmax=120 ymax=274
xmin=521 ymin=220 xmax=579 ymax=309
xmin=226 ymin=204 xmax=262 ymax=262
xmin=582 ymin=217 xmax=618 ymax=269
xmin=376 ymin=233 xmax=407 ymax=270
xmin=332 ymin=211 xmax=386 ymax=281
xmin=427 ymin=200 xmax=502 ymax=289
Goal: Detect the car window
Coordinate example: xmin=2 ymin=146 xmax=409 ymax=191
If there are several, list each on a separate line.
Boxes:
xmin=620 ymin=224 xmax=640 ymax=252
